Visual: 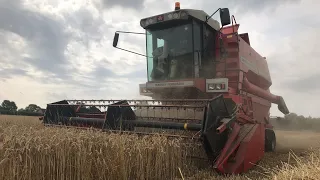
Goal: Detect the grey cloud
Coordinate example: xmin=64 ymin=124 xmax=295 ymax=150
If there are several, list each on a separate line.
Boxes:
xmin=89 ymin=63 xmax=146 ymax=82
xmin=0 ymin=68 xmax=27 ymax=78
xmin=101 ymin=58 xmax=113 ymax=65
xmin=286 ymin=74 xmax=320 ymax=92
xmin=91 ymin=66 xmax=116 ymax=79
xmin=270 ymin=26 xmax=320 ymax=91
xmin=0 ymin=0 xmax=20 ymax=7
xmin=0 ymin=0 xmax=116 ymax=86
xmin=63 ymin=7 xmax=111 ymax=44
xmin=45 ymin=92 xmax=70 ymax=103
xmin=0 ymin=1 xmax=72 ymax=81
xmin=119 ymin=69 xmax=146 ymax=79
xmin=229 ymin=0 xmax=301 ymax=10
xmin=202 ymin=0 xmax=301 ymax=16
xmin=0 ymin=0 xmax=143 ymax=90
xmin=119 ymin=33 xmax=146 ymax=52
xmin=99 ymin=0 xmax=144 ymax=10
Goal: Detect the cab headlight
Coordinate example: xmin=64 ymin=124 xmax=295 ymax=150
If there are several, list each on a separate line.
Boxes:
xmin=207 ymin=83 xmax=226 ymax=91
xmin=206 ymin=78 xmax=228 ymax=92
xmin=140 ymin=87 xmax=151 ymax=93
xmin=208 ymin=84 xmax=215 ymax=90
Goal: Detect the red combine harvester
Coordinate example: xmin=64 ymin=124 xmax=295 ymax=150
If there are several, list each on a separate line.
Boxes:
xmin=41 ymin=2 xmax=289 ymax=174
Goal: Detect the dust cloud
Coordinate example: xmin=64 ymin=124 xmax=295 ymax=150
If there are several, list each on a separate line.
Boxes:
xmin=271 ymin=114 xmax=320 ymax=152
xmin=275 ymin=130 xmax=320 ymax=152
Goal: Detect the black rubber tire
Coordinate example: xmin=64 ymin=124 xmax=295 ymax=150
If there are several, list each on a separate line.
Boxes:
xmin=265 ymin=129 xmax=276 ymax=152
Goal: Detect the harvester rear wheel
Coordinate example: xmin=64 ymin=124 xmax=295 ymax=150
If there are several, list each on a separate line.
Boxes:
xmin=265 ymin=129 xmax=276 ymax=152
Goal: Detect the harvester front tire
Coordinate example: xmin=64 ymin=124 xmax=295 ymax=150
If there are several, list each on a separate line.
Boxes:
xmin=265 ymin=129 xmax=276 ymax=152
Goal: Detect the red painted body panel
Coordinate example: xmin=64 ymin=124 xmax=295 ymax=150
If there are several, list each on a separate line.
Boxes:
xmin=214 ymin=123 xmax=265 ymax=174
xmin=238 ymin=124 xmax=265 ymax=173
xmin=238 ymin=34 xmax=272 ymax=89
xmin=214 ymin=122 xmax=241 ymax=172
xmin=221 ymin=24 xmax=240 ymax=34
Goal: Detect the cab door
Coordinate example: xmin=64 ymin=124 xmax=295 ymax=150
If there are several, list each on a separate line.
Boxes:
xmin=199 ymin=23 xmax=216 ymax=78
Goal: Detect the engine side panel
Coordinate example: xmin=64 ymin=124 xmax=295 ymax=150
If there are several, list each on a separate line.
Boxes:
xmin=238 ymin=35 xmax=272 ymax=90
xmin=237 ymin=33 xmax=275 ymax=122
xmin=248 ymin=94 xmax=272 ymax=123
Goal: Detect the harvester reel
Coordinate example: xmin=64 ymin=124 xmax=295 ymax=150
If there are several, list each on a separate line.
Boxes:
xmin=132 ymin=99 xmax=205 ymax=135
xmin=41 ymin=93 xmax=282 ymax=175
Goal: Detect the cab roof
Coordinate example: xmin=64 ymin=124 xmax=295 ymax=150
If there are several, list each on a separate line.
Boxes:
xmin=140 ymin=9 xmax=221 ymax=31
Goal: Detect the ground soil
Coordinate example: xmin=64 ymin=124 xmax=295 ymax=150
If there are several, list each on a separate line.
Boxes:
xmin=242 ymin=129 xmax=320 ymax=179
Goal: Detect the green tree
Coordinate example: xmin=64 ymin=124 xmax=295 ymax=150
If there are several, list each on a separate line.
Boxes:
xmin=17 ymin=108 xmax=25 ymax=112
xmin=1 ymin=100 xmax=17 ymax=112
xmin=25 ymin=104 xmax=42 ymax=113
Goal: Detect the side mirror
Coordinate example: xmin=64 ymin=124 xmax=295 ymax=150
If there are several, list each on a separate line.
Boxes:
xmin=112 ymin=30 xmax=150 ymax=57
xmin=113 ymin=32 xmax=119 ymax=47
xmin=219 ymin=8 xmax=231 ymax=26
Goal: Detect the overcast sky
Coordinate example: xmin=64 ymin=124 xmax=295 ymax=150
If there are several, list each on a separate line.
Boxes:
xmin=0 ymin=0 xmax=319 ymax=117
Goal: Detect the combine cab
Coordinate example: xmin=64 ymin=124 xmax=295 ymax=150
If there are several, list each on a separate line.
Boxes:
xmin=41 ymin=2 xmax=289 ymax=174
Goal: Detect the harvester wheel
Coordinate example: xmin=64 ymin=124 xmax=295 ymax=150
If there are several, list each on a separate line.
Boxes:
xmin=265 ymin=129 xmax=276 ymax=152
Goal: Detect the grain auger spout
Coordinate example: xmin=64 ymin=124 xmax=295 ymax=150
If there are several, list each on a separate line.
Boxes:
xmin=242 ymin=77 xmax=289 ymax=115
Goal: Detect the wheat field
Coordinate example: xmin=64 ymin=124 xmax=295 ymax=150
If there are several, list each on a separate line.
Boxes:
xmin=0 ymin=115 xmax=319 ymax=180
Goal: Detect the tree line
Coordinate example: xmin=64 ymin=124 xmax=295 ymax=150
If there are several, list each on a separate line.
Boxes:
xmin=270 ymin=113 xmax=320 ymax=132
xmin=0 ymin=100 xmax=103 ymax=117
xmin=0 ymin=100 xmax=44 ymax=116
